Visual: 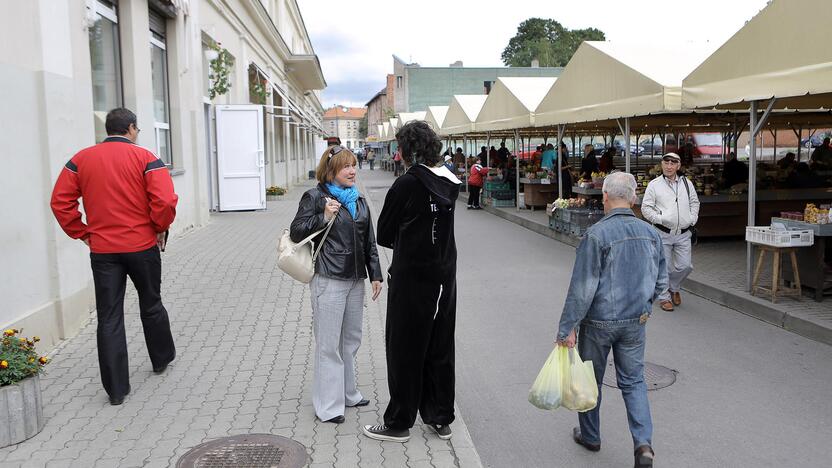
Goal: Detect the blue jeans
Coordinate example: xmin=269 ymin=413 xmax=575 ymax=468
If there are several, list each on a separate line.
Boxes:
xmin=577 ymin=320 xmax=652 ymax=450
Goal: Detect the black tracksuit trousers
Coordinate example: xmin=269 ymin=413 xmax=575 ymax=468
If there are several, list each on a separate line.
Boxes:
xmin=90 ymin=246 xmax=176 ymax=398
xmin=384 ymin=275 xmax=456 ymax=430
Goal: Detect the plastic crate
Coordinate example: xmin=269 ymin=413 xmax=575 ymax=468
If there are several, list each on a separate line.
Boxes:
xmin=561 ymin=209 xmax=573 ymax=223
xmin=745 ymin=226 xmax=814 ymax=247
xmin=492 ymin=198 xmax=515 ymax=208
xmin=548 ymin=216 xmax=558 ymax=229
xmin=572 ymin=209 xmax=605 ymax=229
xmin=570 ymin=223 xmax=587 ymax=237
xmin=485 ymin=181 xmax=510 ymax=191
xmin=491 ymin=189 xmax=514 ymax=200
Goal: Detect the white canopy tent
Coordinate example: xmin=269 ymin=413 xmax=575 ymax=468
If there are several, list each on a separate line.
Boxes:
xmin=476 ymin=77 xmax=558 ymax=132
xmin=441 ymin=95 xmax=488 ymax=135
xmin=531 ymin=40 xmax=715 ymax=195
xmin=396 ymin=111 xmax=427 ymax=127
xmin=535 ymin=41 xmax=715 ymax=127
xmin=682 ymin=0 xmax=832 ymax=292
xmin=683 ymin=0 xmax=832 ymax=111
xmin=425 ymin=106 xmax=449 ymax=135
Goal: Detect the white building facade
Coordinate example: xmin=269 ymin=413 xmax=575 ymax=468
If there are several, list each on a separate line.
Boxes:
xmin=323 ymin=107 xmax=366 ymax=151
xmin=0 ymin=0 xmax=326 ymax=350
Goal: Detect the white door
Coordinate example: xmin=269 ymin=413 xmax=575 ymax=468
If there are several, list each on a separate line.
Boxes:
xmin=216 ymin=105 xmax=265 ymax=211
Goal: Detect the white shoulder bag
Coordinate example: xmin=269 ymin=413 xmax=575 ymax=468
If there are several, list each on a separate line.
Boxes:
xmin=277 ymin=214 xmax=336 ymax=283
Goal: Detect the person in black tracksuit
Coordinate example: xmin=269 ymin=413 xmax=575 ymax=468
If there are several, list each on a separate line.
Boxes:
xmin=362 ymin=121 xmax=461 ymax=443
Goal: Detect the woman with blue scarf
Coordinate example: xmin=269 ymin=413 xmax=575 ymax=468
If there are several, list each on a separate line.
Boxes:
xmin=290 ymin=145 xmax=383 ymax=424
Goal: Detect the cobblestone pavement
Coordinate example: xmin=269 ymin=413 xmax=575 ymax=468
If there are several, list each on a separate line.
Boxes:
xmin=0 ymin=177 xmax=481 ymax=467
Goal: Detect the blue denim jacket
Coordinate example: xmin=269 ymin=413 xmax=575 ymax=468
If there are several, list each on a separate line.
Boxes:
xmin=557 ymin=208 xmax=669 ymax=340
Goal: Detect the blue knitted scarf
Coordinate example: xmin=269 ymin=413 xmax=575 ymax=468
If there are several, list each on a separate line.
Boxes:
xmin=326 ymin=183 xmax=359 ymax=219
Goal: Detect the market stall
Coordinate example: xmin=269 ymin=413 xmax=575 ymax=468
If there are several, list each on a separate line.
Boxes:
xmin=774 ymin=214 xmax=832 ymax=301
xmin=682 ymin=0 xmax=832 ymax=290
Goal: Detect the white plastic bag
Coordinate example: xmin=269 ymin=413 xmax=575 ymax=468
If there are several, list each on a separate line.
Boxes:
xmin=528 ymin=347 xmax=565 ymax=410
xmin=560 ymin=348 xmax=598 ymax=412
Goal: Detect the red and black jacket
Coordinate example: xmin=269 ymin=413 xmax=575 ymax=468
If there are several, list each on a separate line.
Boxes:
xmin=50 ymin=137 xmax=178 ymax=254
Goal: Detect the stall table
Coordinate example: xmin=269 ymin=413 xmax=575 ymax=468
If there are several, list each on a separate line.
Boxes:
xmin=520 ymin=178 xmax=557 ymax=210
xmin=772 ymin=218 xmax=832 ymax=301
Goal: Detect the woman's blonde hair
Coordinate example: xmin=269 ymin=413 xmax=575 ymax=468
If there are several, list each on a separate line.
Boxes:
xmin=316 ymin=145 xmax=358 ymax=184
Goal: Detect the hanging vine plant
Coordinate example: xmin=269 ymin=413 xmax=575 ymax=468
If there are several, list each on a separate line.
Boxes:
xmin=208 ymin=42 xmax=234 ymax=100
xmin=248 ymin=64 xmax=271 ymax=105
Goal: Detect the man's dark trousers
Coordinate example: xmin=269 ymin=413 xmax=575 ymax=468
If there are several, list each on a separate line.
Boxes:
xmin=90 ymin=246 xmax=175 ymax=398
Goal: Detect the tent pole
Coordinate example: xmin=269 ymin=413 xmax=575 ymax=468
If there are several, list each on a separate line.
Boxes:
xmin=486 ymin=132 xmax=491 ymax=167
xmin=746 ymin=102 xmax=758 ymax=292
xmin=515 ymin=129 xmax=521 ymax=211
xmin=557 ymin=124 xmax=565 ymax=199
xmin=463 ymin=136 xmax=469 ymax=195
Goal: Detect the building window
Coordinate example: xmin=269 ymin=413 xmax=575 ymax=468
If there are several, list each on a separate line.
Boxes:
xmin=88 ymin=0 xmax=123 ymax=143
xmin=396 ymin=76 xmax=402 ymax=88
xmin=149 ymin=10 xmax=172 ymax=165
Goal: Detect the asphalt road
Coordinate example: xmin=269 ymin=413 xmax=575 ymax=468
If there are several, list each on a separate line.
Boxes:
xmin=359 ymin=167 xmax=832 ymax=468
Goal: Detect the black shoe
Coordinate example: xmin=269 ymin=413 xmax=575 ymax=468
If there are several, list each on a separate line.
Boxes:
xmin=427 ymin=424 xmax=452 ymax=440
xmin=467 ymin=206 xmax=473 ymax=210
xmin=348 ymin=399 xmax=370 ymax=407
xmin=324 ymin=415 xmax=345 ymax=424
xmin=153 ymin=363 xmax=168 ymax=374
xmin=634 ymin=445 xmax=654 ymax=467
xmin=362 ymin=424 xmax=410 ymax=442
xmin=572 ymin=427 xmax=600 ymax=452
xmin=109 ymin=385 xmax=131 ymax=406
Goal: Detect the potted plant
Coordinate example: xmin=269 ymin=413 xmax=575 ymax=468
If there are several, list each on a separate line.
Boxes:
xmin=266 ymin=186 xmax=286 ymax=201
xmin=1 ymin=329 xmax=48 ymax=448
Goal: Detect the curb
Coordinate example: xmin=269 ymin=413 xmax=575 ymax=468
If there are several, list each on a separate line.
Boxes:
xmin=360 ymin=176 xmax=485 ymax=468
xmin=464 ymin=193 xmax=832 ymax=347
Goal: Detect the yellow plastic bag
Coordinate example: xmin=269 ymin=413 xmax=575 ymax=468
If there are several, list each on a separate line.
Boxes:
xmin=561 ymin=347 xmax=599 ymax=412
xmin=528 ymin=346 xmax=566 ymax=410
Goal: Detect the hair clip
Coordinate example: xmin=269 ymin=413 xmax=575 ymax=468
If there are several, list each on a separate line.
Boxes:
xmin=328 ymin=145 xmax=344 ymax=159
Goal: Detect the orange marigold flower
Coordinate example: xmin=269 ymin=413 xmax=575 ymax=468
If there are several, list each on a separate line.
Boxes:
xmin=29 ymin=357 xmax=35 ymax=363
xmin=33 ymin=336 xmax=40 ymax=342
xmin=39 ymin=357 xmax=49 ymax=365
xmin=0 ymin=360 xmax=8 ymax=369
xmin=3 ymin=329 xmax=15 ymax=336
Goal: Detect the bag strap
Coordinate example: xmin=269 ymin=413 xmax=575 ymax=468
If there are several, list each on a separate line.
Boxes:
xmin=311 ymin=213 xmax=337 ymax=262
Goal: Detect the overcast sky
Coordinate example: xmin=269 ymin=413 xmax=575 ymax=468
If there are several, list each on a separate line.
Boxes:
xmin=298 ymin=0 xmax=771 ymax=109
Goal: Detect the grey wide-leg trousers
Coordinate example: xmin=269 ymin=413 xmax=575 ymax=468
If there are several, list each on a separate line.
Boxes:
xmin=310 ymin=274 xmax=365 ymax=421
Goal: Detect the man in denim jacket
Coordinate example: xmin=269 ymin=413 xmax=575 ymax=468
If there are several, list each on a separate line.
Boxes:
xmin=556 ymin=172 xmax=668 ymax=468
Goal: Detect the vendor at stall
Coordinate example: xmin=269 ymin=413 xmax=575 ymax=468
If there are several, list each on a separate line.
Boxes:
xmin=599 ymin=147 xmax=616 ymax=173
xmin=580 ymin=144 xmax=599 ymax=180
xmin=777 ymin=152 xmax=797 ymax=171
xmin=811 ymin=137 xmax=832 ymax=169
xmin=787 ymin=162 xmax=826 ymax=188
xmin=722 ymin=151 xmax=748 ymax=188
xmin=559 ymin=141 xmax=573 ymax=198
xmin=541 ymin=143 xmax=556 ymax=170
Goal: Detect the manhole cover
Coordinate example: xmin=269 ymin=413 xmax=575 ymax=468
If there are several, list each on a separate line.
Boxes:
xmin=602 ymin=362 xmax=677 ymax=390
xmin=177 ymin=434 xmax=308 ymax=468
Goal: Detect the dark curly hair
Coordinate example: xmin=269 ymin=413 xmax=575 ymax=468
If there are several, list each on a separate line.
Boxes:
xmin=395 ymin=121 xmax=442 ymax=167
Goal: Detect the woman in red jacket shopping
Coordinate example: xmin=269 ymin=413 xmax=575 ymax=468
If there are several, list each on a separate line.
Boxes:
xmin=467 ymin=158 xmax=488 ymax=210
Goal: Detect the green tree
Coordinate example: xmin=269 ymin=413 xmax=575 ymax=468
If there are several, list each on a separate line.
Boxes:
xmin=501 ymin=18 xmax=605 ymax=67
xmin=358 ymin=113 xmax=368 ymax=140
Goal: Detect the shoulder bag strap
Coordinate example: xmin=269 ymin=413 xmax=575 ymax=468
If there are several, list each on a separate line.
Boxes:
xmin=311 ymin=213 xmax=337 ymax=262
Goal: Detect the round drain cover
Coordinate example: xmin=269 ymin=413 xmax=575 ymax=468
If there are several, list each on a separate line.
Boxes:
xmin=176 ymin=434 xmax=308 ymax=468
xmin=602 ymin=361 xmax=677 ymax=390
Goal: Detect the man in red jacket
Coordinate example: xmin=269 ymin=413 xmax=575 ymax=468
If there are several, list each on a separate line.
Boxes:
xmin=51 ymin=108 xmax=178 ymax=405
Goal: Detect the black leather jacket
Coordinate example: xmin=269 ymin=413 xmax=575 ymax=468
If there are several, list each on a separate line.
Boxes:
xmin=290 ymin=184 xmax=383 ymax=282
